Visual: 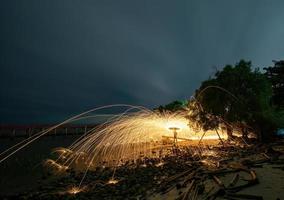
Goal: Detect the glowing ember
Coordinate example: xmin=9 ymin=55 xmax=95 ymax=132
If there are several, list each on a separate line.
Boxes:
xmin=53 ymin=147 xmax=73 ymax=155
xmin=155 ymin=162 xmax=164 ymax=167
xmin=44 ymin=159 xmax=69 ymax=172
xmin=107 ymin=179 xmax=119 ymax=184
xmin=67 ymin=186 xmax=84 ymax=195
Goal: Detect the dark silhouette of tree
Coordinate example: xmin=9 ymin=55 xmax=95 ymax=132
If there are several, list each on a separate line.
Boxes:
xmin=186 ymin=99 xmax=221 ymax=133
xmin=188 ymin=60 xmax=279 ymax=141
xmin=156 ymin=100 xmax=188 ymax=112
xmin=264 ymin=60 xmax=284 ymax=109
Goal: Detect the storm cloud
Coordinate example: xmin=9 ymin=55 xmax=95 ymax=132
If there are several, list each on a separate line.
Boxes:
xmin=1 ymin=0 xmax=284 ymax=123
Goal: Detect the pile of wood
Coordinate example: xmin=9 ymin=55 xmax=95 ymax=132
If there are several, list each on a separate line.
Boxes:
xmin=157 ymin=141 xmax=284 ymax=200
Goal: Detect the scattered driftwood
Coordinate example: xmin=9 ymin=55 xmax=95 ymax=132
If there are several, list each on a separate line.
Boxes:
xmin=174 ymin=141 xmax=284 ymax=199
xmin=156 ymin=142 xmax=284 ymax=200
xmin=160 ymin=168 xmax=194 ymax=193
xmin=228 ymin=173 xmax=239 ymax=187
xmin=182 ymin=180 xmax=195 ymax=200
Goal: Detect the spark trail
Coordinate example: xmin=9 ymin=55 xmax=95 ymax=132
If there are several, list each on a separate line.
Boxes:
xmin=50 ymin=107 xmax=226 ymax=170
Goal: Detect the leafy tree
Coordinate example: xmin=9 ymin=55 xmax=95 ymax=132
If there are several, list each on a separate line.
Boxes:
xmin=187 ymin=99 xmax=221 ymax=133
xmin=188 ymin=60 xmax=277 ymax=141
xmin=156 ymin=100 xmax=188 ymax=112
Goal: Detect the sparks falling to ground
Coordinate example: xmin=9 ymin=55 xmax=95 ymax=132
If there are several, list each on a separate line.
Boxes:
xmin=48 ymin=106 xmax=227 ymax=172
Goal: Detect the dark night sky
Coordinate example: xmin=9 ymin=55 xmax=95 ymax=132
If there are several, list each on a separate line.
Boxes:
xmin=1 ymin=0 xmax=284 ymax=124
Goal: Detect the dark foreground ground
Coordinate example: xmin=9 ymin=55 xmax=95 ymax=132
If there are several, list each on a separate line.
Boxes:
xmin=0 ymin=136 xmax=80 ymax=195
xmin=0 ymin=137 xmax=284 ymax=200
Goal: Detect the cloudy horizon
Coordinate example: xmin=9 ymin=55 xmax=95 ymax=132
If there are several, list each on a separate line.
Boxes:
xmin=1 ymin=0 xmax=284 ymax=124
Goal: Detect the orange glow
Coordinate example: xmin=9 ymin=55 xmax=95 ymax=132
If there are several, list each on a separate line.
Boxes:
xmin=67 ymin=186 xmax=84 ymax=194
xmin=48 ymin=109 xmax=228 ymax=168
xmin=107 ymin=179 xmax=119 ymax=184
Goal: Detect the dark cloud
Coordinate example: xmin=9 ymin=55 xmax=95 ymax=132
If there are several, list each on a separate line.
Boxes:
xmin=1 ymin=0 xmax=284 ymax=124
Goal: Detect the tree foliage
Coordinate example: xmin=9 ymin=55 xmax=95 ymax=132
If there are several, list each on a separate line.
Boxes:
xmin=156 ymin=100 xmax=188 ymax=112
xmin=188 ymin=60 xmax=280 ymax=141
xmin=264 ymin=60 xmax=284 ymax=109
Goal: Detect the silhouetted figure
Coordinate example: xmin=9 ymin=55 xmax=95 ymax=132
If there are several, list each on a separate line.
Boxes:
xmin=169 ymin=127 xmax=180 ymax=147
